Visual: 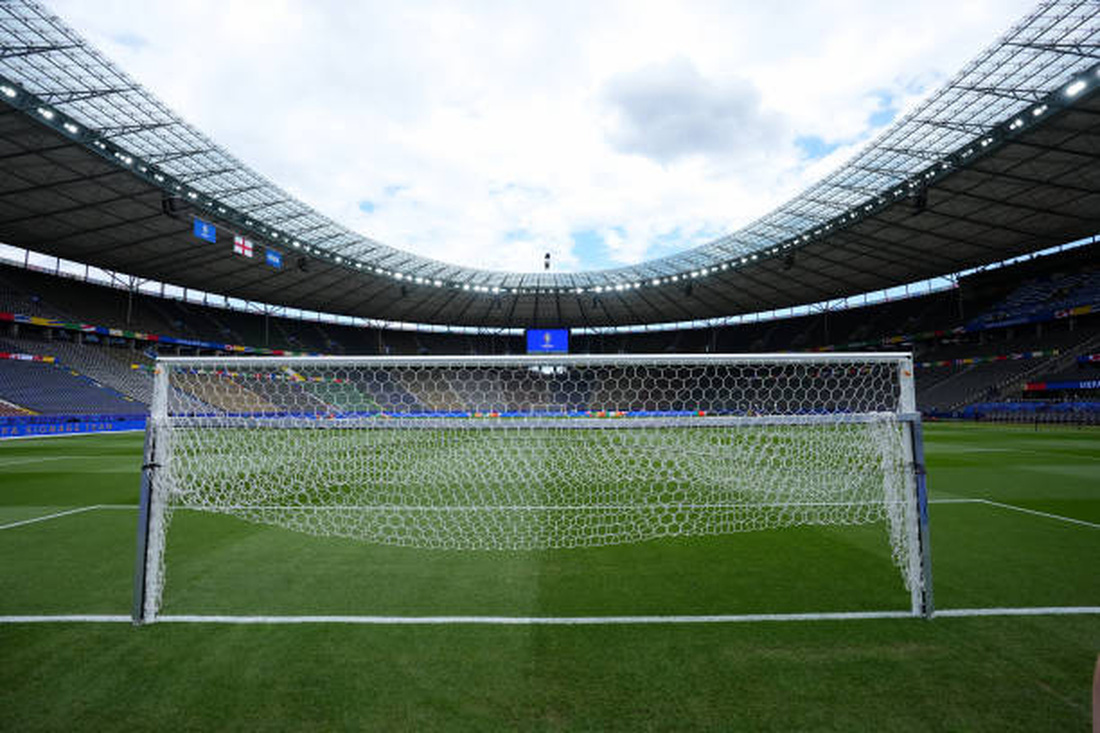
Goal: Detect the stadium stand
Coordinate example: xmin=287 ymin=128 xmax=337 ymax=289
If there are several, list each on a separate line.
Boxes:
xmin=0 ymin=397 xmax=32 ymax=416
xmin=0 ymin=336 xmax=154 ymax=404
xmin=1 ymin=243 xmax=1098 ymax=419
xmin=0 ymin=357 xmax=144 ymax=415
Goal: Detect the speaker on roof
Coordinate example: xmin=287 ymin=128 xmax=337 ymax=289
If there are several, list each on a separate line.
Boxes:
xmin=161 ymin=195 xmax=188 ymax=219
xmin=914 ymin=189 xmax=928 ymax=213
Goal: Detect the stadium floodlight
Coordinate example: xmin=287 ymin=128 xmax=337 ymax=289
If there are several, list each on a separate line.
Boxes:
xmin=133 ymin=353 xmax=932 ymax=624
xmin=1065 ymin=79 xmax=1086 ymax=97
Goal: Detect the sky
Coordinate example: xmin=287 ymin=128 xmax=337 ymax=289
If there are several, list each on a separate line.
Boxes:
xmin=51 ymin=0 xmax=1038 ymax=274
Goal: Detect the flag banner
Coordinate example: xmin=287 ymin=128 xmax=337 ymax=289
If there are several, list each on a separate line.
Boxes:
xmin=917 ymin=349 xmax=1059 ymax=369
xmin=193 ymin=219 xmax=217 ymax=243
xmin=1026 ymin=379 xmax=1100 ymax=392
xmin=233 ymin=235 xmax=254 ymax=258
xmin=266 ymin=249 xmax=282 ymax=269
xmin=0 ymin=312 xmax=318 ymax=357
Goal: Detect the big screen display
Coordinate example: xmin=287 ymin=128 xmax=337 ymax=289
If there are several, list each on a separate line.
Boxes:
xmin=526 ymin=328 xmax=569 ymax=354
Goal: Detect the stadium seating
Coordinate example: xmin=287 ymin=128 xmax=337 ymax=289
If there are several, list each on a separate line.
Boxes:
xmin=0 ymin=358 xmax=145 ymax=415
xmin=0 ymin=398 xmax=32 ymax=416
xmin=0 ymin=336 xmax=154 ymax=404
xmin=1 ymin=245 xmax=1098 ymax=419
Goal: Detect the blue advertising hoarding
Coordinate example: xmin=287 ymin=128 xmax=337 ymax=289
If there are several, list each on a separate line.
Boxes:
xmin=526 ymin=328 xmax=569 ymax=354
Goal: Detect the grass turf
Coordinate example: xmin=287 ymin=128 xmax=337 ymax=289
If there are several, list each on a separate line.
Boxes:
xmin=0 ymin=423 xmax=1098 ymax=730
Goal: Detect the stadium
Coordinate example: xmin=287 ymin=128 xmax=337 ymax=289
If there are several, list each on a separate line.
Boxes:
xmin=1 ymin=0 xmax=1098 ymax=730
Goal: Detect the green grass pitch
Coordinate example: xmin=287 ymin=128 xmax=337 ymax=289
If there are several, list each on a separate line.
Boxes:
xmin=1 ymin=422 xmax=1098 ymax=730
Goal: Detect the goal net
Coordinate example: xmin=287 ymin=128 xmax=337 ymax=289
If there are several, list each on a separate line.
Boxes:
xmin=133 ymin=353 xmax=931 ymax=622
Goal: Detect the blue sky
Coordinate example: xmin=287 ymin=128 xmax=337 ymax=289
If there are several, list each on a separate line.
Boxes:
xmin=53 ymin=0 xmax=1037 ymax=273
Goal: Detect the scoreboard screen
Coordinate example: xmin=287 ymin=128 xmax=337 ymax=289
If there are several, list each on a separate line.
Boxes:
xmin=526 ymin=329 xmax=569 ymax=354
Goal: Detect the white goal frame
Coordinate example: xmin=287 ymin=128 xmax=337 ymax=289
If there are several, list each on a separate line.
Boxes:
xmin=132 ymin=353 xmax=933 ymax=624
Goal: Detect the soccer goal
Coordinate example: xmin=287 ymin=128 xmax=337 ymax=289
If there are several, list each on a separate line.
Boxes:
xmin=132 ymin=353 xmax=932 ymax=623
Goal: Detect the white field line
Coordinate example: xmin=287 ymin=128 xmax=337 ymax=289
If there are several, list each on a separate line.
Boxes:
xmin=928 ymin=498 xmax=1097 ymax=529
xmin=153 ymin=611 xmax=917 ymax=624
xmin=2 ymin=607 xmax=1099 ymax=625
xmin=0 ymin=505 xmax=104 ymax=530
xmin=0 ymin=455 xmax=102 ymax=467
xmin=977 ymin=499 xmax=1100 ymax=529
xmin=935 ymin=606 xmax=1100 ymax=618
xmin=4 ymin=498 xmax=1090 ymax=526
xmin=0 ymin=615 xmax=130 ymax=623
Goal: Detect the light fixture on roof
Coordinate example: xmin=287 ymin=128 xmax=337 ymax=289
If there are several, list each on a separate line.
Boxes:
xmin=1065 ymin=79 xmax=1087 ymax=97
xmin=37 ymin=107 xmax=54 ymax=120
xmin=1032 ymin=104 xmax=1048 ymax=116
xmin=63 ymin=122 xmax=79 ymax=134
xmin=0 ymin=85 xmax=16 ymax=98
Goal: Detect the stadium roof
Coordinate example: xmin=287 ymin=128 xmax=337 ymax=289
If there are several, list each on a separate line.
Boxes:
xmin=0 ymin=0 xmax=1098 ymax=328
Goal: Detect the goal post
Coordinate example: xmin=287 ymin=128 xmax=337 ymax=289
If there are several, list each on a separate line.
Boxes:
xmin=132 ymin=353 xmax=933 ymax=623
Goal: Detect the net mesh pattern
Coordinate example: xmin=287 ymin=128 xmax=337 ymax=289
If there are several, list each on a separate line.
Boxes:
xmin=142 ymin=356 xmax=921 ymax=616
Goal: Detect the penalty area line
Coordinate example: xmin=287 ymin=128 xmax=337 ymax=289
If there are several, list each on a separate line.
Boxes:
xmin=0 ymin=505 xmax=105 ymax=530
xmin=977 ymin=499 xmax=1100 ymax=530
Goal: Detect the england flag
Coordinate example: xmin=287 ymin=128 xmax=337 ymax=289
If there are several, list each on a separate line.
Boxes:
xmin=233 ymin=235 xmax=253 ymax=258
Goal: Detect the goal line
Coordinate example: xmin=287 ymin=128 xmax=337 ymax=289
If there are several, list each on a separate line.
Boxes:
xmin=3 ymin=607 xmax=1099 ymax=625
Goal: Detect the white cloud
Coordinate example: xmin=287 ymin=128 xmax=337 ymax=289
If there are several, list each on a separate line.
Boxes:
xmin=601 ymin=57 xmax=786 ymax=166
xmin=50 ymin=0 xmax=1038 ymax=273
